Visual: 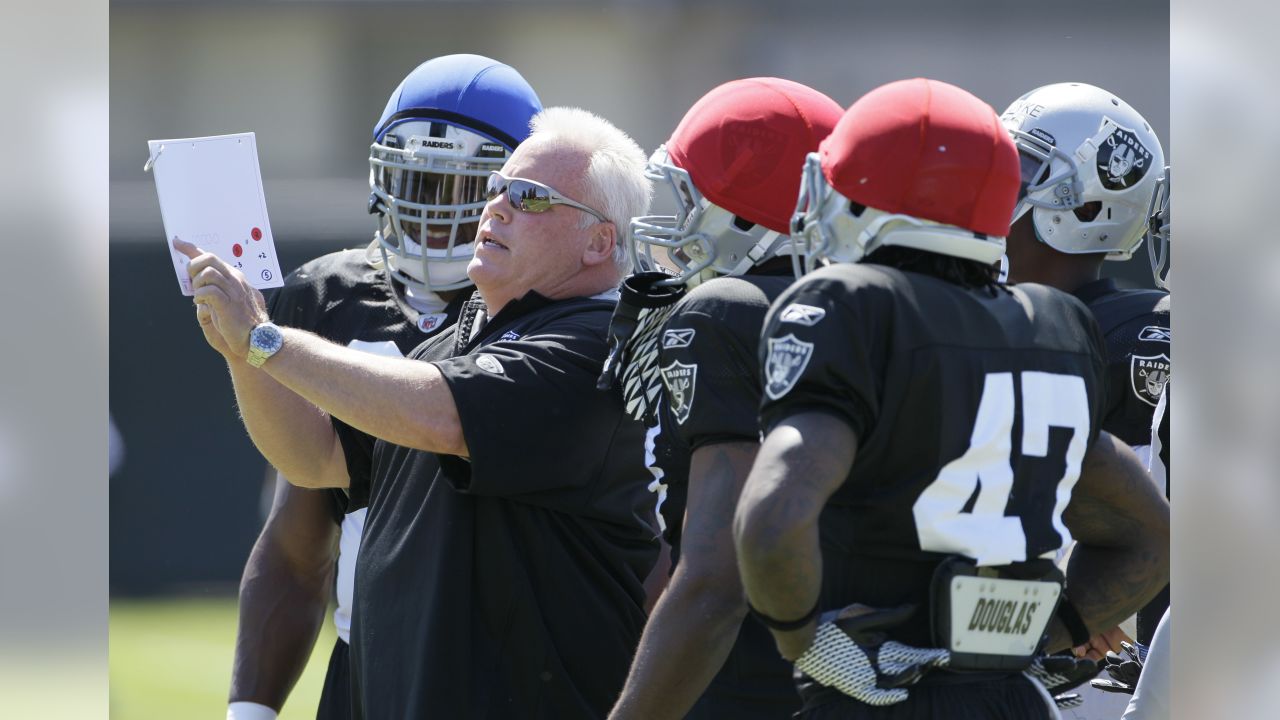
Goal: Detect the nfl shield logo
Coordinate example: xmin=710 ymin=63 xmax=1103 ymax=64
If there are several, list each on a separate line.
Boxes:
xmin=417 ymin=312 xmax=448 ymax=334
xmin=1130 ymin=353 xmax=1170 ymax=406
xmin=765 ymin=334 xmax=815 ymax=400
xmin=660 ymin=360 xmax=698 ymax=425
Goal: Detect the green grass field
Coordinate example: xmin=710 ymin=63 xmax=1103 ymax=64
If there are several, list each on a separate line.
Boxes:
xmin=110 ymin=596 xmax=336 ymax=719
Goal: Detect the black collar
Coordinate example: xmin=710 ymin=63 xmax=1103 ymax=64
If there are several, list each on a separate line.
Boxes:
xmin=456 ymin=290 xmax=609 ymax=353
xmin=746 ymin=256 xmax=798 ymax=278
xmin=1071 ymin=278 xmax=1119 ymax=305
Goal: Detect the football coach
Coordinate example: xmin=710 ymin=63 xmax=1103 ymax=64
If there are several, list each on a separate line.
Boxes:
xmin=176 ymin=106 xmax=659 ymax=719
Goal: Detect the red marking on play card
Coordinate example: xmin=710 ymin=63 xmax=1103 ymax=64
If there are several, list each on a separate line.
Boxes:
xmin=233 ymin=243 xmax=243 ymax=257
xmin=251 ymin=227 xmax=262 ymax=241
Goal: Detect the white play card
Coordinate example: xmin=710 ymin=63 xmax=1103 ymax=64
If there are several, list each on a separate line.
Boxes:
xmin=145 ymin=132 xmax=284 ymax=295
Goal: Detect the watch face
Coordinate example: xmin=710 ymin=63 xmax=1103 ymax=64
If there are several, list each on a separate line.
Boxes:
xmin=254 ymin=324 xmax=284 ymax=353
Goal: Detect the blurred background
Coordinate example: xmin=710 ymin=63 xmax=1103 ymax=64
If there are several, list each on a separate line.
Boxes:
xmin=105 ymin=0 xmax=1169 ymax=717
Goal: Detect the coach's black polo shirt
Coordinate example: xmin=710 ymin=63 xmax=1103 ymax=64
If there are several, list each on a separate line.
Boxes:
xmin=334 ymin=290 xmax=658 ymax=720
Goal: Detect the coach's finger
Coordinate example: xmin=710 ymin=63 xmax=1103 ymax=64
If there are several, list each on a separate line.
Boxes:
xmin=172 ymin=236 xmax=202 ymax=259
xmin=193 ymin=282 xmax=230 ymax=306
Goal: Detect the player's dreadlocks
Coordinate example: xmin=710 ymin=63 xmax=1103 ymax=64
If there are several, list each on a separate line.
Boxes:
xmin=864 ymin=246 xmax=1006 ymax=297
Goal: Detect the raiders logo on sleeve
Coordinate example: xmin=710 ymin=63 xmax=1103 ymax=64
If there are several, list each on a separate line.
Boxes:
xmin=1130 ymin=353 xmax=1170 ymax=406
xmin=659 ymin=360 xmax=698 ymax=425
xmin=764 ymin=334 xmax=815 ymax=400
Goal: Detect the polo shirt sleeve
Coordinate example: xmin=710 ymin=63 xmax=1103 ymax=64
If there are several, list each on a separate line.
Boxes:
xmin=757 ymin=272 xmax=890 ymax=441
xmin=432 ymin=316 xmax=618 ymax=499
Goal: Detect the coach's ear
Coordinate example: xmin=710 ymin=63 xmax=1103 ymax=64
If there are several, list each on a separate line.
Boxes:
xmin=582 ymin=221 xmax=617 ymax=268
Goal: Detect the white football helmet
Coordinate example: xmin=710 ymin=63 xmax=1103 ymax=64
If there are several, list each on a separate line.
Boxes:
xmin=792 ymin=153 xmax=1008 ymax=275
xmin=629 ymin=147 xmax=787 ymax=288
xmin=369 ymin=122 xmax=509 ymax=292
xmin=1000 ymin=82 xmax=1165 ymax=260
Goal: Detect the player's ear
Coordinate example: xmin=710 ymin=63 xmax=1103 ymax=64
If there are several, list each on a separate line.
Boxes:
xmin=581 ymin=221 xmax=617 ymax=268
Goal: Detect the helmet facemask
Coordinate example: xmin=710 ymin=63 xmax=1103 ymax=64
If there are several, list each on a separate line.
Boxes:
xmin=1147 ymin=167 xmax=1171 ymax=289
xmin=628 ymin=146 xmax=785 ymax=289
xmin=369 ymin=122 xmax=510 ymax=294
xmin=791 ymin=153 xmax=1005 ymax=275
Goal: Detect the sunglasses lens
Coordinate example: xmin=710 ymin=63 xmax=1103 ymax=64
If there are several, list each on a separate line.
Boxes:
xmin=511 ymin=179 xmax=554 ymax=213
xmin=485 ymin=172 xmax=507 ymax=201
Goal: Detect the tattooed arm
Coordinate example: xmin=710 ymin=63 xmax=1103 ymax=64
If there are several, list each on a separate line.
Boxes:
xmin=610 ymin=442 xmax=759 ymax=719
xmin=1045 ymin=431 xmax=1171 ymax=653
xmin=734 ymin=412 xmax=858 ymax=661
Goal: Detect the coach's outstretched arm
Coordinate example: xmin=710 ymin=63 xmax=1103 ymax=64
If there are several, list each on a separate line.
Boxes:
xmin=1046 ymin=431 xmax=1170 ymax=653
xmin=175 ymin=239 xmax=467 ymax=485
xmin=734 ymin=411 xmax=858 ymax=661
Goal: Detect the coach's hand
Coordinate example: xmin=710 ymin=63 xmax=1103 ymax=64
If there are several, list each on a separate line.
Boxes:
xmin=173 ymin=237 xmax=269 ymax=361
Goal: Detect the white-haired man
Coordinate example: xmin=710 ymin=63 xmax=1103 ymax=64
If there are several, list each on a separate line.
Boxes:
xmin=177 ymin=106 xmax=659 ymax=719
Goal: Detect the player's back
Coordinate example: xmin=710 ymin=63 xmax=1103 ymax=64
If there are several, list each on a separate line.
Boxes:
xmin=760 ymin=262 xmax=1107 ymax=646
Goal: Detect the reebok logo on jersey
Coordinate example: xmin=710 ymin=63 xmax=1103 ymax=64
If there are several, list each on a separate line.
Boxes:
xmin=475 ymin=354 xmax=504 ymax=375
xmin=499 ymin=330 xmax=522 ymax=342
xmin=779 ymin=303 xmax=826 ymax=326
xmin=1138 ymin=325 xmax=1171 ymax=343
xmin=417 ymin=313 xmax=449 ymax=334
xmin=660 ymin=360 xmax=698 ymax=425
xmin=764 ymin=334 xmax=815 ymax=400
xmin=1130 ymin=353 xmax=1170 ymax=406
xmin=662 ymin=328 xmax=696 ymax=349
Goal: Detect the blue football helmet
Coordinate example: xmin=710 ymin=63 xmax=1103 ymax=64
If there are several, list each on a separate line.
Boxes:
xmin=369 ymin=54 xmax=542 ymax=293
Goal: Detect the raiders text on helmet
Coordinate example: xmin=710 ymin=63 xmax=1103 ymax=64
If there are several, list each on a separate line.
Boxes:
xmin=1000 ymin=82 xmax=1166 ymax=261
xmin=792 ymin=78 xmax=1021 ymax=273
xmin=368 ymin=54 xmax=542 ymax=294
xmin=628 ymin=77 xmax=842 ymax=287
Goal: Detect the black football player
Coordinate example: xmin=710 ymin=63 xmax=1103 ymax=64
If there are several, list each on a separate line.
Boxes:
xmin=1000 ymin=83 xmax=1170 ymax=683
xmin=227 ymin=54 xmax=541 ymax=720
xmin=607 ymin=78 xmax=842 ymax=720
xmin=734 ymin=78 xmax=1169 ymax=719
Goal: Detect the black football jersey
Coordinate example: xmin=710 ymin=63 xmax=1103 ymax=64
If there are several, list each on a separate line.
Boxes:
xmin=759 ymin=264 xmax=1107 ymax=647
xmin=1073 ymin=279 xmax=1170 ymax=451
xmin=1072 ymin=278 xmax=1170 ymax=646
xmin=265 ymin=248 xmax=468 ymax=514
xmin=652 ymin=268 xmax=800 ymax=716
xmin=333 ymin=291 xmax=658 ymax=720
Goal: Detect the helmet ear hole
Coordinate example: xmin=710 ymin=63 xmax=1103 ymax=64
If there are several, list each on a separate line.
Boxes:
xmin=1072 ymin=201 xmax=1103 ymax=223
xmin=732 ymin=215 xmax=756 ymax=232
xmin=849 ymin=201 xmax=867 ymax=217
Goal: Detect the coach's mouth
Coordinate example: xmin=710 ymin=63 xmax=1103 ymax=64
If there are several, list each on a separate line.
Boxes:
xmin=477 ymin=230 xmax=509 ymax=251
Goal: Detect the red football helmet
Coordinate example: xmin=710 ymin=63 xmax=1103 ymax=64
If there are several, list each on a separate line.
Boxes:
xmin=793 ymin=78 xmax=1020 ymax=273
xmin=629 ymin=77 xmax=843 ymax=286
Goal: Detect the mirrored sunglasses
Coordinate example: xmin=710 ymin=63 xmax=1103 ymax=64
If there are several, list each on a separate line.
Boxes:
xmin=485 ymin=171 xmax=609 ymax=223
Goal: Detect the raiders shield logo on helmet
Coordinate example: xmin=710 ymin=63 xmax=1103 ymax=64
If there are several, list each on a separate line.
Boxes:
xmin=1097 ymin=120 xmax=1154 ymax=190
xmin=1130 ymin=353 xmax=1170 ymax=406
xmin=764 ymin=334 xmax=815 ymax=400
xmin=660 ymin=360 xmax=698 ymax=425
